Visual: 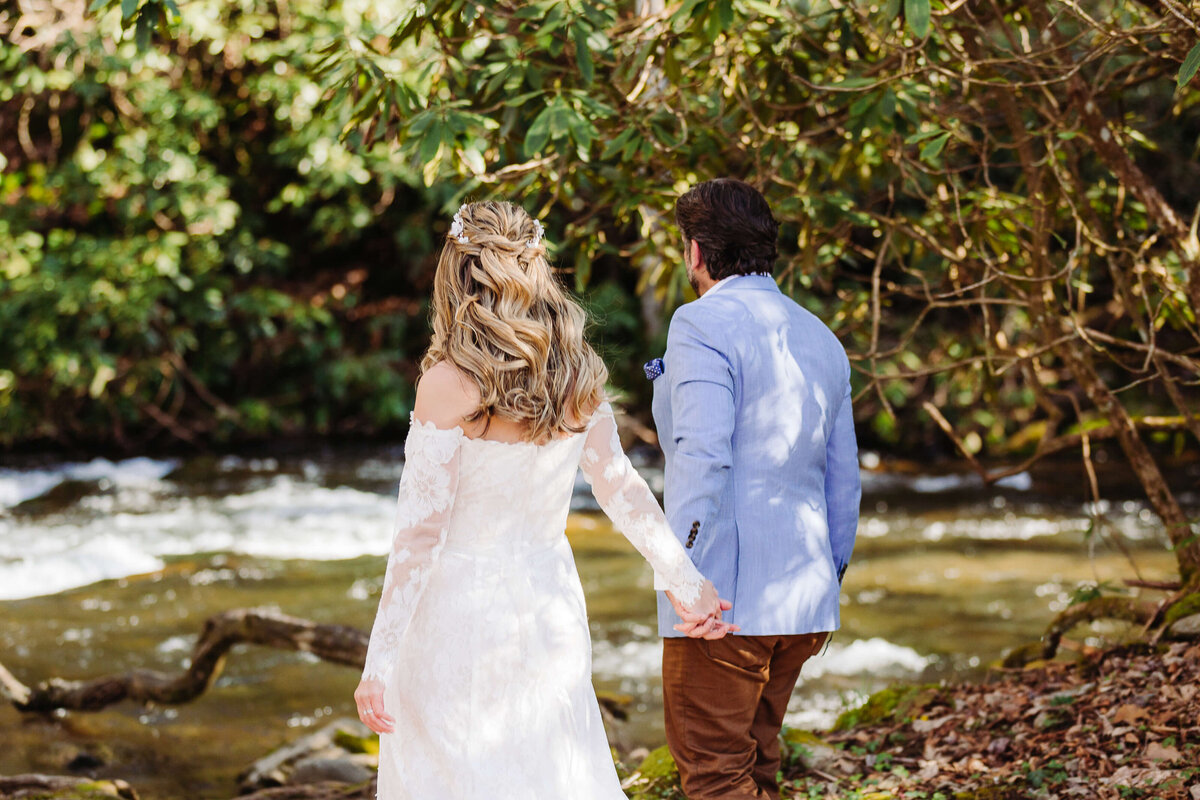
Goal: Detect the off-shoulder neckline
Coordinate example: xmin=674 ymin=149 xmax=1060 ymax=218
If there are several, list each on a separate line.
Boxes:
xmin=408 ymin=408 xmax=605 ymax=449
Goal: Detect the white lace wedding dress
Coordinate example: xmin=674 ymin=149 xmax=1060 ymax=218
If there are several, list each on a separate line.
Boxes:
xmin=361 ymin=402 xmax=706 ymax=799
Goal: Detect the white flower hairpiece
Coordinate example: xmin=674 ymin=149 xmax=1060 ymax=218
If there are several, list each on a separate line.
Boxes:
xmin=448 ymin=204 xmax=545 ymax=249
xmin=448 ymin=205 xmax=470 ymax=244
xmin=528 ymin=218 xmax=545 ymax=249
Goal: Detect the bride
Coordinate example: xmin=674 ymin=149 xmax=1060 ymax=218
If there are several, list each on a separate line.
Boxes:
xmin=353 ymin=200 xmax=736 ymax=799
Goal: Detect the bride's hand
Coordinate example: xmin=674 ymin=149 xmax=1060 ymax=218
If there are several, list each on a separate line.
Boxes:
xmin=354 ymin=677 xmax=395 ymax=734
xmin=666 ymin=580 xmax=740 ymax=640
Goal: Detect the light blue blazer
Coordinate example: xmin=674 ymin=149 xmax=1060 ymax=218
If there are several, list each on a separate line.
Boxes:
xmin=652 ymin=274 xmax=861 ymax=637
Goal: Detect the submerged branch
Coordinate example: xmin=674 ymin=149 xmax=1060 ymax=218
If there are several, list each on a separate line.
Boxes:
xmin=0 ymin=608 xmax=368 ymax=714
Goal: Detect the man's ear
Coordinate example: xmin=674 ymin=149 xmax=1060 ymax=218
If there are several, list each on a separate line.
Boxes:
xmin=689 ymin=239 xmax=706 ymax=276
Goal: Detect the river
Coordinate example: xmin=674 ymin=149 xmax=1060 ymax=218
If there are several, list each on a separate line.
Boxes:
xmin=0 ymin=445 xmax=1190 ymax=797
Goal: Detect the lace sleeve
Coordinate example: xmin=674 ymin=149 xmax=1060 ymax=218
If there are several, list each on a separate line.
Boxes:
xmin=361 ymin=416 xmax=463 ymax=687
xmin=579 ymin=402 xmax=706 ymax=607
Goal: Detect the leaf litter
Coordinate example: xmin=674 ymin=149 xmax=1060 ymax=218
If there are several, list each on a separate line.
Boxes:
xmin=781 ymin=642 xmax=1200 ymax=799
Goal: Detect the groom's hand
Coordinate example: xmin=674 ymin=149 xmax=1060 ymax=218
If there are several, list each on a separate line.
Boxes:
xmin=679 ymin=616 xmax=738 ymax=639
xmin=666 ymin=586 xmax=739 ymax=640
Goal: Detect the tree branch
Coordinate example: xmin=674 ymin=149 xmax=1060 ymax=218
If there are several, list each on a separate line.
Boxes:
xmin=0 ymin=608 xmax=368 ymax=713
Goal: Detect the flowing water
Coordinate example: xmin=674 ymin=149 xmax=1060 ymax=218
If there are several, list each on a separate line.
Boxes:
xmin=0 ymin=445 xmax=1192 ymax=798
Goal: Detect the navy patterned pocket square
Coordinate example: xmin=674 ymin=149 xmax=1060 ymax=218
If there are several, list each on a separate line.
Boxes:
xmin=643 ymin=357 xmax=665 ymax=381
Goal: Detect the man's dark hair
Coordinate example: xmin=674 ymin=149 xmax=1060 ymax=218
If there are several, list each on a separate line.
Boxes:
xmin=674 ymin=178 xmax=779 ymax=280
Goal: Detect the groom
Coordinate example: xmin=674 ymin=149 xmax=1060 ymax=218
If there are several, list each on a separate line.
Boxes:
xmin=652 ymin=179 xmax=861 ymax=799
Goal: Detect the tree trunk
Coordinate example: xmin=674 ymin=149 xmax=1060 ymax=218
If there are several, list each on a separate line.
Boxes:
xmin=1060 ymin=343 xmax=1200 ymax=585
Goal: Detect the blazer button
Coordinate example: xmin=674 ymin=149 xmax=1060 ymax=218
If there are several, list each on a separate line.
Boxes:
xmin=686 ymin=521 xmax=699 ymax=548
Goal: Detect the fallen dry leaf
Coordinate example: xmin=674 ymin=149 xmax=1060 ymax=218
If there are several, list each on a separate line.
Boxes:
xmin=1111 ymin=703 xmax=1149 ymax=725
xmin=912 ymin=714 xmax=954 ymax=733
xmin=1143 ymin=741 xmax=1181 ymax=762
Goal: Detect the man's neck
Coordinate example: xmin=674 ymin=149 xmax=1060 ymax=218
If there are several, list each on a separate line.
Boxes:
xmin=693 ymin=270 xmax=719 ymax=297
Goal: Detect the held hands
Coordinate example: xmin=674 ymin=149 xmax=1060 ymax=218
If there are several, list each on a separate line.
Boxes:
xmin=354 ymin=677 xmax=395 ymax=734
xmin=666 ymin=580 xmax=739 ymax=639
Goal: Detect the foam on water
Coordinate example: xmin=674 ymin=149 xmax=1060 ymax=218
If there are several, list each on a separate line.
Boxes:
xmin=0 ymin=457 xmax=179 ymax=510
xmin=591 ymin=636 xmax=930 ymax=682
xmin=802 ymin=636 xmax=931 ymax=679
xmin=0 ymin=452 xmax=1165 ymax=600
xmin=862 ymin=470 xmax=1032 ymax=495
xmin=0 ymin=533 xmax=164 ymax=600
xmin=784 ymin=690 xmax=867 ymax=732
xmin=0 ymin=473 xmax=396 ymax=599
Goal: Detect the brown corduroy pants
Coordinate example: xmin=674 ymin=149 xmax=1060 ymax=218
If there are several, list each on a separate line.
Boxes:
xmin=662 ymin=632 xmax=828 ymax=800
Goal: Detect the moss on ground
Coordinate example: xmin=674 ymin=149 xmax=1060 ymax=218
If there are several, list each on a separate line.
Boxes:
xmin=833 ymin=683 xmax=943 ymax=731
xmin=333 ymin=729 xmax=379 ymax=756
xmin=625 ymin=744 xmax=683 ymax=800
xmin=1163 ymin=592 xmax=1200 ymax=627
xmin=8 ymin=781 xmax=129 ymax=800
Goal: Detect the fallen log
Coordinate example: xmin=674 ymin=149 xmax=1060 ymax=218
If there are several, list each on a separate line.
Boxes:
xmin=0 ymin=608 xmax=367 ymax=713
xmin=0 ymin=606 xmax=635 ymax=723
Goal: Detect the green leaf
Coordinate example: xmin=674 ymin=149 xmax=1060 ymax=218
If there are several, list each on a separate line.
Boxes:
xmin=919 ymin=131 xmax=950 ymax=161
xmin=541 ymin=4 xmax=567 ymax=34
xmin=134 ymin=7 xmax=155 ymax=50
xmin=524 ymin=105 xmax=554 ymax=157
xmin=600 ymin=127 xmax=636 ymax=160
xmin=905 ymin=128 xmax=944 ymax=145
xmin=669 ymin=0 xmax=706 ymax=33
xmin=416 ymin=120 xmax=445 ymax=165
xmin=565 ymin=108 xmax=597 ymax=156
xmin=573 ymin=25 xmax=594 ymax=86
xmin=502 ymin=90 xmax=545 ymax=108
xmin=121 ymin=0 xmax=138 ymax=21
xmin=544 ymin=98 xmax=577 ymax=142
xmin=390 ymin=10 xmax=428 ymax=49
xmin=716 ymin=0 xmax=735 ymax=30
xmin=87 ymin=0 xmax=111 ymax=14
xmin=742 ymin=0 xmax=781 ymax=18
xmin=905 ymin=0 xmax=930 ymax=39
xmin=849 ymin=92 xmax=876 ymax=118
xmin=1177 ymin=42 xmax=1200 ymax=92
xmin=661 ymin=45 xmax=682 ymax=85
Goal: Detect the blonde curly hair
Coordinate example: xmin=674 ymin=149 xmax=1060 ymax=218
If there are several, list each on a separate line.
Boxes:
xmin=420 ymin=201 xmax=608 ymax=442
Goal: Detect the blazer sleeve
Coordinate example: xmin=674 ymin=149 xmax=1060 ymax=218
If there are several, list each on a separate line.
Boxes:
xmin=663 ymin=307 xmax=735 ymax=549
xmin=824 ymin=366 xmax=861 ymax=582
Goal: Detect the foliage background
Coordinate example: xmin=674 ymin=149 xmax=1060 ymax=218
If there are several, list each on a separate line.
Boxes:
xmin=3 ymin=0 xmax=439 ymax=449
xmin=3 ymin=0 xmax=1199 ymax=483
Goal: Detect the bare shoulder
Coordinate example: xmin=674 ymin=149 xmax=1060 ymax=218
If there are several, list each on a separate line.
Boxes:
xmin=413 ymin=361 xmax=479 ymax=429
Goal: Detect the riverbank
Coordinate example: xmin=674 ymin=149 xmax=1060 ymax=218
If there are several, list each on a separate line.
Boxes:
xmin=625 ymin=641 xmax=1200 ymax=800
xmin=1 ymin=446 xmax=1192 ymax=796
xmin=6 ymin=641 xmax=1198 ymax=800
